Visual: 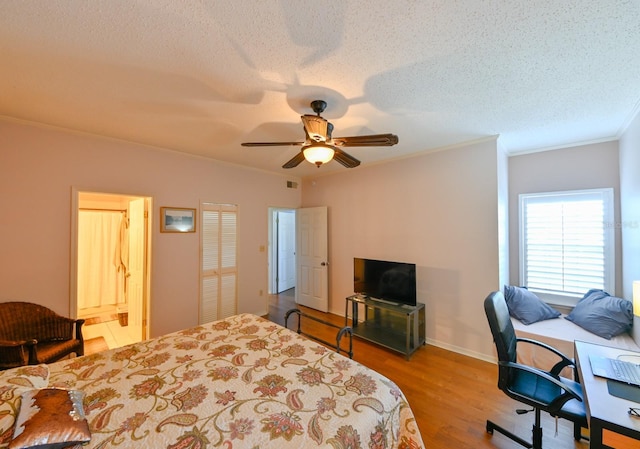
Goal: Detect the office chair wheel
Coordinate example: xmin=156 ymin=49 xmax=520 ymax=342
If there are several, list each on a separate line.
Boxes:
xmin=486 ymin=419 xmax=534 ymax=448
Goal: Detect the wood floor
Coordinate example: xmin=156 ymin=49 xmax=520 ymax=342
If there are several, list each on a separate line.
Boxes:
xmin=267 ymin=290 xmax=590 ymax=449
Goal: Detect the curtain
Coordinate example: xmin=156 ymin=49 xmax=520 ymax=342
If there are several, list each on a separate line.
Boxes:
xmin=78 ymin=210 xmax=128 ymax=310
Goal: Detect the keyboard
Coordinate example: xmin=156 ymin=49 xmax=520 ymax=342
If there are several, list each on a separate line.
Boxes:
xmin=611 ymin=359 xmax=640 ymax=384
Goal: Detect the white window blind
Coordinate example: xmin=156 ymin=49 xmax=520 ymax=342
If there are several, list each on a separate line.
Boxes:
xmin=200 ymin=203 xmax=237 ymax=324
xmin=519 ymin=189 xmax=614 ymax=302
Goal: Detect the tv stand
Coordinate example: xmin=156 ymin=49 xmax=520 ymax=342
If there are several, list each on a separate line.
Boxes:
xmin=366 ymin=296 xmax=398 ymax=306
xmin=345 ymin=295 xmax=425 ymax=360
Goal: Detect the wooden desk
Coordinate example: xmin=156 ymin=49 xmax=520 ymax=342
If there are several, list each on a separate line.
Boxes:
xmin=575 ymin=340 xmax=640 ymax=448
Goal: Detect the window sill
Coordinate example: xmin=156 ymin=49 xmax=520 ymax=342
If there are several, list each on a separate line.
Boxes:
xmin=532 ymin=291 xmax=580 ymax=309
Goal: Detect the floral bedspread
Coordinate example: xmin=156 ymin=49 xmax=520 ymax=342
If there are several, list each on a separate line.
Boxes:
xmin=0 ymin=313 xmax=423 ymax=448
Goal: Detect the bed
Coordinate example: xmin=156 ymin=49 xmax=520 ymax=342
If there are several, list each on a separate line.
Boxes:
xmin=0 ymin=313 xmax=424 ymax=449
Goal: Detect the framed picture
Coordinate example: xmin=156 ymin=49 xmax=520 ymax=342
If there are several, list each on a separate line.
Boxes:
xmin=160 ymin=207 xmax=196 ymax=233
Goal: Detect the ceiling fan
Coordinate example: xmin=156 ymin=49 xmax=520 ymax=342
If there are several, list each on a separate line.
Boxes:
xmin=241 ymin=100 xmax=399 ymax=168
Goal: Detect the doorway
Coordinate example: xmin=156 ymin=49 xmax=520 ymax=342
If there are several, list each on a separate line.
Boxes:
xmin=268 ymin=207 xmax=329 ymax=312
xmin=268 ymin=208 xmax=296 ymax=295
xmin=71 ymin=189 xmax=151 ymax=350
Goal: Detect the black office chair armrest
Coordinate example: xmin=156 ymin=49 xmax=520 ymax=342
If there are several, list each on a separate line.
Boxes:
xmin=516 ymin=337 xmax=576 ymax=376
xmin=499 ymin=360 xmax=583 ymax=409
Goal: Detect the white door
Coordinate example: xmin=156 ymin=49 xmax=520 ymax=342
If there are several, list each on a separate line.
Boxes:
xmin=127 ymin=198 xmax=146 ymax=342
xmin=200 ymin=203 xmax=238 ymax=323
xmin=277 ymin=210 xmax=296 ymax=293
xmin=295 ymin=206 xmax=329 ymax=312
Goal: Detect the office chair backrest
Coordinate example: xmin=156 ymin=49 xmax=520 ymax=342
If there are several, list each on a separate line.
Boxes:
xmin=484 ymin=292 xmax=519 ymax=386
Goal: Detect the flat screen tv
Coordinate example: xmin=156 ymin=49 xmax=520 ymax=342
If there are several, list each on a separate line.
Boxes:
xmin=353 ymin=258 xmax=417 ymax=306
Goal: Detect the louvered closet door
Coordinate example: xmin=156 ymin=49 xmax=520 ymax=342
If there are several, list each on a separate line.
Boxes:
xmin=200 ymin=203 xmax=237 ymax=324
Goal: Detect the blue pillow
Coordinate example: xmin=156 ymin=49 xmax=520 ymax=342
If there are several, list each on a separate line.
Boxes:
xmin=565 ymin=289 xmax=633 ymax=339
xmin=503 ymin=285 xmax=560 ymax=325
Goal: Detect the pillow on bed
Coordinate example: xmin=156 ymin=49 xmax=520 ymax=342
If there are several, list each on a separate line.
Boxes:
xmin=503 ymin=285 xmax=560 ymax=325
xmin=566 ymin=289 xmax=633 ymax=339
xmin=9 ymin=388 xmax=90 ymax=449
xmin=0 ymin=365 xmax=50 ymax=446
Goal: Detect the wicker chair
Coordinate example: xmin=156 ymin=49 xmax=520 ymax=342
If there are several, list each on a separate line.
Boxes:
xmin=0 ymin=301 xmax=85 ymax=370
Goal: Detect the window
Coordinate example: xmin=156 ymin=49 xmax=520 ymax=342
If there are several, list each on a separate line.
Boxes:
xmin=519 ymin=188 xmax=614 ymax=305
xmin=200 ymin=203 xmax=237 ymax=324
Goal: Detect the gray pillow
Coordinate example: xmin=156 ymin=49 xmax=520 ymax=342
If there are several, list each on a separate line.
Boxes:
xmin=565 ymin=289 xmax=633 ymax=339
xmin=503 ymin=285 xmax=561 ymax=325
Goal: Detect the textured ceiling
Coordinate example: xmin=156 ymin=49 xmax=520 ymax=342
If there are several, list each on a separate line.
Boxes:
xmin=1 ymin=0 xmax=639 ymax=178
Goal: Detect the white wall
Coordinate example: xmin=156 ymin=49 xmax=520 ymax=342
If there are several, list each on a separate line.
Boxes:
xmin=5 ymin=114 xmax=632 ymax=362
xmin=620 ymin=109 xmax=640 ymax=299
xmin=301 ymin=138 xmax=503 ymax=360
xmin=0 ymin=119 xmax=301 ymax=337
xmin=508 ymin=141 xmax=621 ymax=297
xmin=619 ymin=108 xmax=640 ymax=345
xmin=497 ymin=140 xmax=510 ymax=288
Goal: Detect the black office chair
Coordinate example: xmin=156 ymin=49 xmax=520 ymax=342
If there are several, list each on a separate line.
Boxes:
xmin=483 ymin=291 xmax=587 ymax=449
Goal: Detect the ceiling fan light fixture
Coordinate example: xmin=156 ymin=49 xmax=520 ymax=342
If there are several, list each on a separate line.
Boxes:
xmin=303 ymin=143 xmax=335 ymax=167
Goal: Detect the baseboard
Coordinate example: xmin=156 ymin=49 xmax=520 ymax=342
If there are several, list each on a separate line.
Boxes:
xmin=426 ymin=337 xmax=497 ymax=364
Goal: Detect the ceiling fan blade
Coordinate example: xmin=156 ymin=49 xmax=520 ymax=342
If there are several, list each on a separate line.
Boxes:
xmin=241 ymin=141 xmax=304 ymax=147
xmin=333 ymin=148 xmax=361 ymax=168
xmin=282 ymin=151 xmax=306 ymax=169
xmin=332 ymin=133 xmax=399 ymax=147
xmin=301 ymin=115 xmax=329 ymax=142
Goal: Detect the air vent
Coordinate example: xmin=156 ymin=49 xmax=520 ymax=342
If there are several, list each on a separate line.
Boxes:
xmin=287 ymin=181 xmax=298 ymax=189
